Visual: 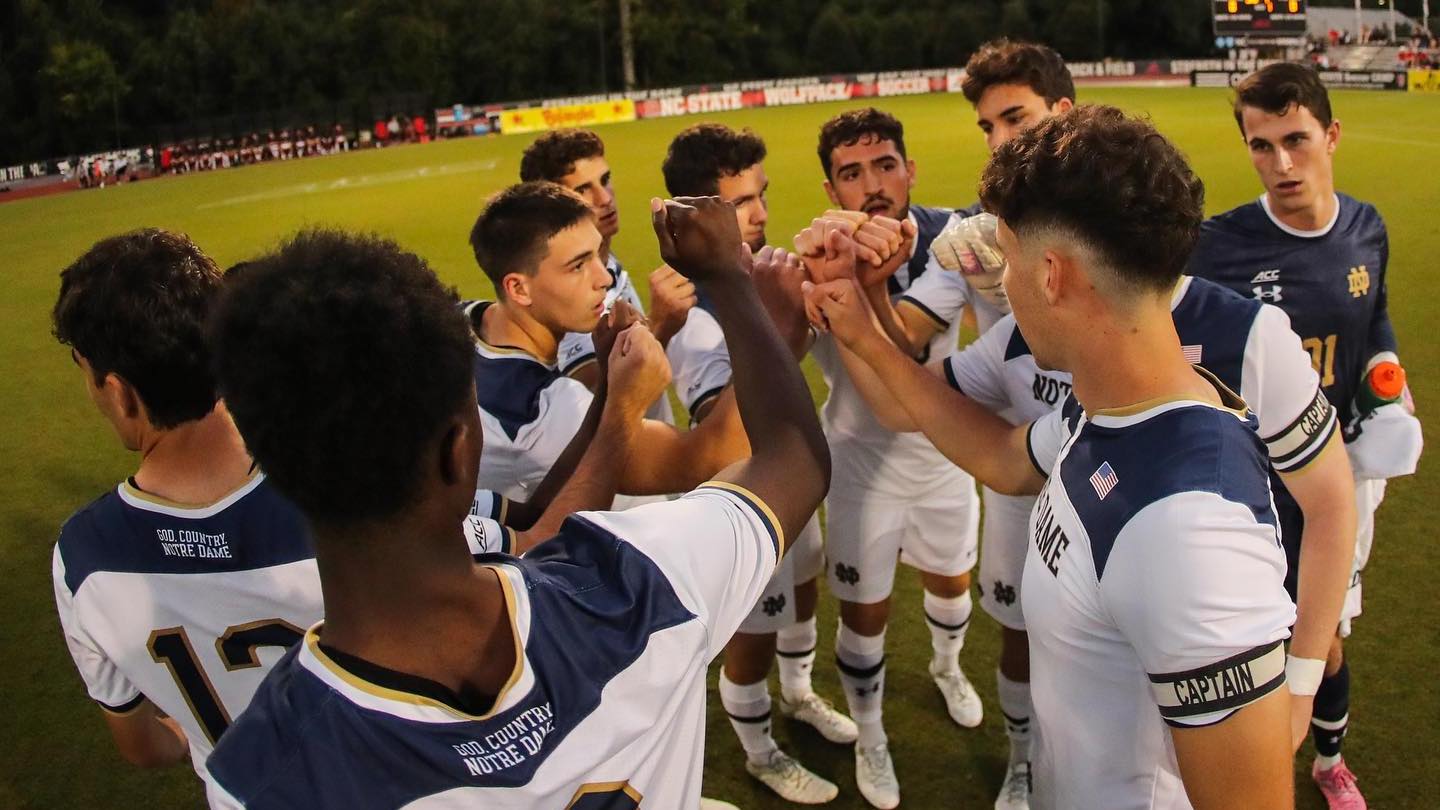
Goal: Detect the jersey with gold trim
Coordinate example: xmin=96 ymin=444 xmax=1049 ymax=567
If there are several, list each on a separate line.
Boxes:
xmin=51 ymin=475 xmax=322 ymax=790
xmin=1021 ymin=383 xmax=1295 ymax=810
xmin=1188 ymin=193 xmax=1396 ymax=432
xmin=206 ymin=485 xmax=782 ymax=809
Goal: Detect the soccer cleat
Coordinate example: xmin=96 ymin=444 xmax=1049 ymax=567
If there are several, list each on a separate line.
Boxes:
xmin=994 ymin=760 xmax=1032 ymax=810
xmin=779 ymin=692 xmax=859 ymax=744
xmin=929 ymin=661 xmax=984 ymax=728
xmin=855 ymin=742 xmax=900 ymax=809
xmin=1312 ymin=759 xmax=1367 ymax=810
xmin=699 ymin=799 xmax=740 ymax=810
xmin=745 ymin=749 xmax=840 ymax=804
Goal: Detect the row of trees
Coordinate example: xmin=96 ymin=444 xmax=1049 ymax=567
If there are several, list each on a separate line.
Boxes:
xmin=0 ymin=0 xmax=1386 ymax=165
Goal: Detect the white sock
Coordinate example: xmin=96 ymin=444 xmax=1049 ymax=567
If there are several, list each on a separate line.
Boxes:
xmin=924 ymin=590 xmax=972 ymax=673
xmin=776 ymin=617 xmax=818 ymax=703
xmin=996 ymin=669 xmax=1033 ymax=765
xmin=836 ymin=624 xmax=887 ymax=748
xmin=1316 ymin=752 xmax=1343 ymax=770
xmin=719 ymin=670 xmax=777 ymax=765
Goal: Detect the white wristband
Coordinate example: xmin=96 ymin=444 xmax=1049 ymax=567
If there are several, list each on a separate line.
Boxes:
xmin=1286 ymin=655 xmax=1326 ymax=696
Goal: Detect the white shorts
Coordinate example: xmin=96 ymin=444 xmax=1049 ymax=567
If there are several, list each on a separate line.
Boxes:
xmin=1340 ymin=478 xmax=1386 ymax=638
xmin=977 ymin=487 xmax=1036 ymax=631
xmin=824 ymin=484 xmax=979 ymax=605
xmin=739 ymin=514 xmax=824 ymax=633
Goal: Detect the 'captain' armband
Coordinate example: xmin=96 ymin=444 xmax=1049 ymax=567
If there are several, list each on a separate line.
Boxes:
xmin=1149 ymin=640 xmax=1286 ymax=727
xmin=1264 ymin=389 xmax=1337 ymax=473
xmin=1286 ymin=655 xmax=1326 ymax=696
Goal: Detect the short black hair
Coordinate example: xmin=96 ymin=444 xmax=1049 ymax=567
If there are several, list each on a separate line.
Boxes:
xmin=979 ymin=105 xmax=1205 ymax=293
xmin=1233 ymin=62 xmax=1333 ymax=136
xmin=468 ymin=181 xmax=595 ymax=295
xmin=662 ymin=124 xmax=767 ymax=197
xmin=210 ymin=229 xmax=474 ymax=525
xmin=961 ymin=39 xmax=1076 ymax=107
xmin=519 ymin=129 xmax=605 ymax=183
xmin=817 ymin=108 xmax=907 ymax=180
xmin=52 ymin=228 xmax=221 ymax=429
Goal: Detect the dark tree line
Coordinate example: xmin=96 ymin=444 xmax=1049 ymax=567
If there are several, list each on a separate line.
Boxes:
xmin=2 ymin=0 xmax=1232 ymax=164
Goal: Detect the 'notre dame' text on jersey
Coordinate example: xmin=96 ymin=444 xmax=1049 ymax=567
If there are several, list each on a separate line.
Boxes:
xmin=1188 ymin=193 xmax=1396 ymax=432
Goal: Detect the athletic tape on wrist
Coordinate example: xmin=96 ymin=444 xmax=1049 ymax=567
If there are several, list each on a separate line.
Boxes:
xmin=1285 ymin=655 xmax=1326 ymax=696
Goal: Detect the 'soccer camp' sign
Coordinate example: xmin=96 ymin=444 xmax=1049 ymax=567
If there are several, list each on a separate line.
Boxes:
xmin=1193 ymin=70 xmax=1408 ymax=91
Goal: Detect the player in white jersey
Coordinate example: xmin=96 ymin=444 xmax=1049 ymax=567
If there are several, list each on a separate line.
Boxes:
xmin=205 ymin=200 xmax=830 ymax=809
xmin=806 ymin=106 xmax=1299 ymax=809
xmin=465 ymin=182 xmax=753 ymax=506
xmin=518 ymin=128 xmax=674 ymax=429
xmin=48 ymin=230 xmax=324 ymax=793
xmin=658 ymin=123 xmax=853 ymax=805
xmin=1188 ymin=64 xmax=1423 ymax=809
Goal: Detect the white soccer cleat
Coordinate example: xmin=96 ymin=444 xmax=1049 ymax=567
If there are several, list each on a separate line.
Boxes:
xmin=779 ymin=692 xmax=859 ymax=744
xmin=698 ymin=799 xmax=740 ymax=810
xmin=930 ymin=661 xmax=984 ymax=728
xmin=855 ymin=742 xmax=900 ymax=809
xmin=994 ymin=760 xmax=1032 ymax=810
xmin=744 ymin=749 xmax=839 ymax=804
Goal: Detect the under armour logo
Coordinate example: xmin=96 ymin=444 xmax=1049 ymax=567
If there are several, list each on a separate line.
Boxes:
xmin=1347 ymin=265 xmax=1370 ymax=298
xmin=835 ymin=563 xmax=861 ymax=586
xmin=1253 ymin=285 xmax=1283 ymax=303
xmin=993 ymin=581 xmax=1017 ymax=606
xmin=762 ymin=594 xmax=787 ymax=617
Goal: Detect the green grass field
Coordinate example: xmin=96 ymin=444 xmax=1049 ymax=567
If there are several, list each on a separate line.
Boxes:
xmin=2 ymin=87 xmax=1438 ymax=809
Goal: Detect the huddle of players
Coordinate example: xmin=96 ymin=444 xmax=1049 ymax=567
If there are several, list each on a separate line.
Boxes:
xmin=48 ymin=38 xmax=1419 ymax=810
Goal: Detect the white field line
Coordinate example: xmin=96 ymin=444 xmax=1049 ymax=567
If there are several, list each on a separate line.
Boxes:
xmin=197 ymin=159 xmax=498 ymax=210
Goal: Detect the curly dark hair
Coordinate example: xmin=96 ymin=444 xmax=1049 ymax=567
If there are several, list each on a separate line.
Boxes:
xmin=469 ymin=181 xmax=594 ymax=295
xmin=1232 ymin=62 xmax=1333 ymax=136
xmin=52 ymin=228 xmax=222 ymax=429
xmin=519 ymin=128 xmax=605 ymax=183
xmin=961 ymin=39 xmax=1076 ymax=107
xmin=817 ymin=107 xmax=907 ymax=180
xmin=209 ymin=228 xmax=474 ymax=525
xmin=979 ymin=105 xmax=1205 ymax=293
xmin=662 ymin=123 xmax=767 ymax=197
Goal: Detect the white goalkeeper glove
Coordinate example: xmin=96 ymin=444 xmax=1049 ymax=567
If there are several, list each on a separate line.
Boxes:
xmin=931 ymin=213 xmax=1009 ymax=313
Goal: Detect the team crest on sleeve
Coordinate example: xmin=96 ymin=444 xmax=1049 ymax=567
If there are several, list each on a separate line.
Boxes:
xmin=1088 ymin=462 xmax=1119 ymax=500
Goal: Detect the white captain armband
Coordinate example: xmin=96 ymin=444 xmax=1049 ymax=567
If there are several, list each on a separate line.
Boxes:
xmin=1149 ymin=640 xmax=1286 ymax=727
xmin=1285 ymin=654 xmax=1326 ymax=696
xmin=1265 ymin=388 xmax=1337 ymax=473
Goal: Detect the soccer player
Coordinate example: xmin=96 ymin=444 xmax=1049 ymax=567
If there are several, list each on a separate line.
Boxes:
xmin=806 ymin=105 xmax=1300 ymax=810
xmin=660 ymin=122 xmax=854 ymax=805
xmin=465 ymin=182 xmax=752 ymax=503
xmin=1188 ymin=62 xmax=1422 ymax=809
xmin=794 ymin=108 xmax=991 ymax=809
xmin=204 ymin=201 xmax=830 ymax=807
xmin=518 ymin=127 xmax=669 ymax=412
xmin=49 ymin=229 xmax=324 ymax=794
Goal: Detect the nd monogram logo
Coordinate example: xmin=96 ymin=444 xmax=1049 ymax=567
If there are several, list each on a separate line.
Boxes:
xmin=762 ymin=594 xmax=787 ymax=617
xmin=992 ymin=580 xmax=1017 ymax=607
xmin=1347 ymin=265 xmax=1371 ymax=298
xmin=834 ymin=563 xmax=861 ymax=587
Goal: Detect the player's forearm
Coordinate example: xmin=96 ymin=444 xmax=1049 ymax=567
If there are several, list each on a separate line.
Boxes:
xmin=1281 ymin=435 xmax=1358 ymax=661
xmin=851 ymin=329 xmax=1039 ymax=495
xmin=618 ymin=389 xmax=752 ymax=495
xmin=106 ymin=708 xmax=189 ymax=768
xmin=519 ymin=387 xmax=633 ymax=540
xmin=507 ymin=382 xmax=610 ymax=530
xmin=864 ymin=284 xmax=924 ymax=359
xmin=704 ymin=275 xmax=829 ymax=495
xmin=834 ymin=340 xmax=920 ymax=432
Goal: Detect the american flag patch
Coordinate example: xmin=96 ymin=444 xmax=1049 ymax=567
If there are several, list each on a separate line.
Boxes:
xmin=1089 ymin=462 xmax=1119 ymax=500
xmin=1181 ymin=344 xmax=1203 ymax=364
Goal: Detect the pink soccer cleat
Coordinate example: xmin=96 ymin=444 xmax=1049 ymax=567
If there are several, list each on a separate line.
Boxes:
xmin=1312 ymin=759 xmax=1367 ymax=810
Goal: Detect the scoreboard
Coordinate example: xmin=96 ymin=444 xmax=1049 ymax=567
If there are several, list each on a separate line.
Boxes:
xmin=1213 ymin=0 xmax=1308 ymax=37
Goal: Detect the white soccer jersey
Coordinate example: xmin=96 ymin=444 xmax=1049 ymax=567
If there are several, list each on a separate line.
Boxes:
xmin=206 ymin=483 xmax=783 ymax=809
xmin=1021 ymin=381 xmax=1295 ymax=810
xmin=52 ymin=474 xmax=322 ymax=791
xmin=666 ymin=305 xmax=732 ymax=421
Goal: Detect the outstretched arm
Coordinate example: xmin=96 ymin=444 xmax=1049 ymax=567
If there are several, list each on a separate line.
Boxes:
xmin=807 ymin=274 xmax=1042 ymax=495
xmin=653 ymin=196 xmax=829 ymax=545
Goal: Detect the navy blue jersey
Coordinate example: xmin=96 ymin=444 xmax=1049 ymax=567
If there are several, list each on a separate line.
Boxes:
xmin=1188 ymin=194 xmax=1396 ymax=432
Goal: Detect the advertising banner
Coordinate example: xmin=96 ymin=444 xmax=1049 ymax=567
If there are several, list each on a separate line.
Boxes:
xmin=498 ymin=99 xmax=637 ymax=134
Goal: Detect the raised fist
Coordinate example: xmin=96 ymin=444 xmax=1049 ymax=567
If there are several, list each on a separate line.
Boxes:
xmin=802 ymin=277 xmax=873 ymax=349
xmin=750 ymin=245 xmax=811 ymax=357
xmin=647 ymin=264 xmax=697 ymax=346
xmin=651 ymin=196 xmax=748 ymax=282
xmin=794 ymin=218 xmax=860 ymax=284
xmin=606 ymin=323 xmax=672 ymax=415
xmin=931 ymin=213 xmax=1009 ymax=313
xmin=592 ymin=299 xmax=644 ymax=376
